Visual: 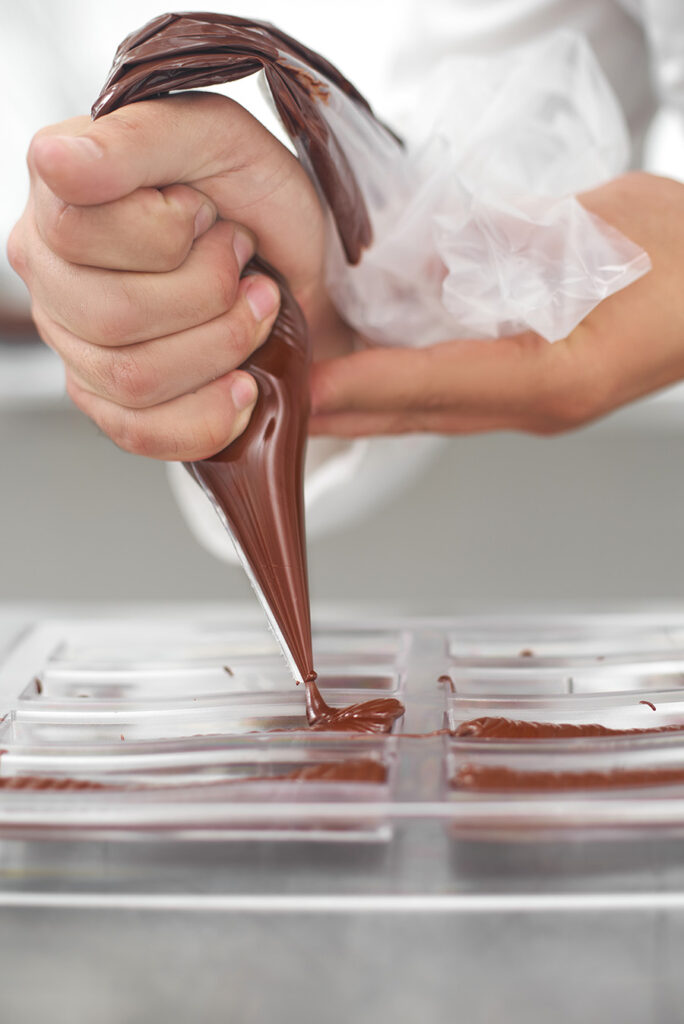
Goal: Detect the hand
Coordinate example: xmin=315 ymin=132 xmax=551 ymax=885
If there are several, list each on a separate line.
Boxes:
xmin=309 ymin=173 xmax=684 ymax=437
xmin=7 ymin=92 xmax=351 ymax=459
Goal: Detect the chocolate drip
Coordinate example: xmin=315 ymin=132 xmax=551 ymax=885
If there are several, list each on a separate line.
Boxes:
xmin=305 ymin=679 xmax=404 ymax=734
xmin=454 ymin=763 xmax=684 ymax=792
xmin=92 ymin=13 xmax=390 ymax=686
xmin=454 ymin=716 xmax=684 ymax=740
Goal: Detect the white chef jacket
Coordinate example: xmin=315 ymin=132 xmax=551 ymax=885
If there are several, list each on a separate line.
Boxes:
xmin=2 ymin=0 xmax=684 ymax=560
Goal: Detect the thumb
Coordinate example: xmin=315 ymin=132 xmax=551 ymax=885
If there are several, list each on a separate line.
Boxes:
xmin=28 ymin=93 xmax=325 ymax=294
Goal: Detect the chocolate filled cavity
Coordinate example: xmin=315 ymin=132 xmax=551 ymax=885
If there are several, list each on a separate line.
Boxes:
xmin=453 ymin=763 xmax=684 ymax=792
xmin=453 ymin=716 xmax=684 ymax=740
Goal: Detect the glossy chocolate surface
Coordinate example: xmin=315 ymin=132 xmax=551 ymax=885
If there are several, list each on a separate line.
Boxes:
xmin=454 ymin=763 xmax=684 ymax=792
xmin=305 ymin=679 xmax=405 ymax=734
xmin=0 ymin=775 xmax=109 ymax=791
xmin=282 ymin=759 xmax=387 ymax=782
xmin=187 ymin=257 xmax=315 ymax=683
xmin=454 ymin=716 xmax=684 ymax=740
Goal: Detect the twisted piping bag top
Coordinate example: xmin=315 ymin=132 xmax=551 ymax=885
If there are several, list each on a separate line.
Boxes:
xmin=91 ymin=12 xmax=382 ymax=684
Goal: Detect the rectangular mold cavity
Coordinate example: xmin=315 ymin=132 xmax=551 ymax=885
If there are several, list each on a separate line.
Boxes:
xmin=446 ymin=738 xmax=684 ymax=798
xmin=443 ymin=662 xmax=684 ymax=696
xmin=446 ymin=616 xmax=684 ymax=665
xmin=47 ymin=623 xmax=410 ymax=670
xmin=445 ymin=690 xmax=684 ymax=735
xmin=20 ymin=664 xmax=402 ymax=703
xmin=0 ymin=733 xmax=394 ymax=790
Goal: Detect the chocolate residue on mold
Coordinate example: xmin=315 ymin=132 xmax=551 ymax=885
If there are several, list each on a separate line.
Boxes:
xmin=454 ymin=763 xmax=684 ymax=792
xmin=281 ymin=759 xmax=387 ymax=783
xmin=91 ymin=12 xmax=393 ymax=689
xmin=305 ymin=679 xmax=405 ymax=734
xmin=0 ymin=775 xmax=110 ymax=792
xmin=453 ymin=716 xmax=684 ymax=740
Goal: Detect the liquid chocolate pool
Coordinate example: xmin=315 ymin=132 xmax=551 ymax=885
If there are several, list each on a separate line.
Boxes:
xmin=93 ymin=13 xmax=405 ymax=729
xmin=453 ymin=763 xmax=684 ymax=792
xmin=453 ymin=716 xmax=684 ymax=740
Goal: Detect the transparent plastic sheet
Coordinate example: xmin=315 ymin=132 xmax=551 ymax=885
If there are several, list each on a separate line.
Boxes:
xmin=312 ymin=31 xmax=651 ymax=344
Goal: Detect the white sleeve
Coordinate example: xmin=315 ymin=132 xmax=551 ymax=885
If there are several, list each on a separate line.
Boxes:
xmin=167 ymin=433 xmax=446 ymax=563
xmin=618 ymin=0 xmax=684 ymax=115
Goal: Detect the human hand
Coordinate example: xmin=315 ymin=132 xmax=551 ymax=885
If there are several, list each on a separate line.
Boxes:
xmin=309 ymin=173 xmax=684 ymax=438
xmin=8 ymin=92 xmax=351 ymax=459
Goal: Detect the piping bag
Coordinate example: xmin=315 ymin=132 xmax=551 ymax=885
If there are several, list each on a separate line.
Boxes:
xmin=91 ymin=12 xmax=381 ymax=686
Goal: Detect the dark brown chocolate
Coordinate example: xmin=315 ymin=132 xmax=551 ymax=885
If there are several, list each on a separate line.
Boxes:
xmin=305 ymin=679 xmax=404 ymax=734
xmin=187 ymin=257 xmax=316 ymax=682
xmin=0 ymin=760 xmax=386 ymax=792
xmin=453 ymin=716 xmax=684 ymax=740
xmin=454 ymin=763 xmax=684 ymax=792
xmin=0 ymin=775 xmax=109 ymax=791
xmin=281 ymin=759 xmax=387 ymax=783
xmin=91 ymin=13 xmax=389 ymax=687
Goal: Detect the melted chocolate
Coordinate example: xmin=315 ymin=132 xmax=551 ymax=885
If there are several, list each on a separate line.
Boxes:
xmin=187 ymin=257 xmax=316 ymax=682
xmin=454 ymin=763 xmax=684 ymax=792
xmin=453 ymin=716 xmax=684 ymax=740
xmin=92 ymin=13 xmax=389 ymax=687
xmin=0 ymin=775 xmax=109 ymax=791
xmin=0 ymin=761 xmax=386 ymax=792
xmin=281 ymin=759 xmax=387 ymax=783
xmin=305 ymin=679 xmax=405 ymax=734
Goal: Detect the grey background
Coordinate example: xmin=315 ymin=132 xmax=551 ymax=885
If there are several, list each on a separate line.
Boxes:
xmin=2 ymin=382 xmax=683 ymax=614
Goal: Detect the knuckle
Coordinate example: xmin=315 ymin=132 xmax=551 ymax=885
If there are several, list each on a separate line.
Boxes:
xmin=156 ymin=196 xmax=195 ymax=271
xmin=6 ymin=223 xmax=28 ymax=278
xmin=109 ymin=409 xmax=158 ymax=458
xmin=192 ymin=413 xmax=229 ymax=459
xmin=221 ymin=309 xmax=252 ymax=360
xmin=92 ymin=286 xmax=141 ymax=346
xmin=98 ymin=348 xmax=157 ymax=408
xmin=154 ymin=230 xmax=192 ymax=272
xmin=40 ymin=201 xmax=78 ymax=261
xmin=216 ymin=255 xmax=240 ymax=313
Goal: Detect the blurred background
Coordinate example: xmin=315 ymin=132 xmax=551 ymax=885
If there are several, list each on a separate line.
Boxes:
xmin=3 ymin=0 xmax=684 ymax=616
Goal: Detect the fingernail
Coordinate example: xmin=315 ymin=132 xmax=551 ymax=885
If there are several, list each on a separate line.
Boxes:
xmin=193 ymin=202 xmax=215 ymax=239
xmin=231 ymin=373 xmax=258 ymax=412
xmin=232 ymin=227 xmax=255 ymax=271
xmin=245 ymin=276 xmax=280 ymax=321
xmin=53 ymin=135 xmax=103 ymax=160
